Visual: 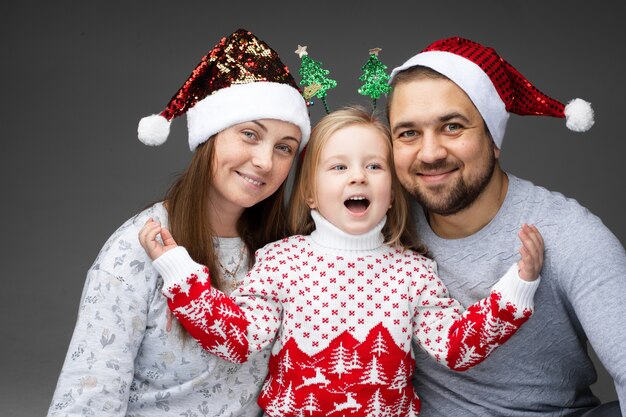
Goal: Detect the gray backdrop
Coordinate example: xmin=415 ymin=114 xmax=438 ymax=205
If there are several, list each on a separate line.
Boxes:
xmin=2 ymin=1 xmax=623 ymax=416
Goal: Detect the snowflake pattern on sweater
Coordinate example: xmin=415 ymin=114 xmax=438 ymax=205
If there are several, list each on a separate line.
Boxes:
xmin=155 ymin=214 xmax=537 ymax=417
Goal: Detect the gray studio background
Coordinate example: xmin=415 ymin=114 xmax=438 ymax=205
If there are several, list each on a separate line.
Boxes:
xmin=2 ymin=1 xmax=623 ymax=416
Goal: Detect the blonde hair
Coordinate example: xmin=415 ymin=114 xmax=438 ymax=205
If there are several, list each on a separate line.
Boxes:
xmin=288 ymin=105 xmax=425 ymax=253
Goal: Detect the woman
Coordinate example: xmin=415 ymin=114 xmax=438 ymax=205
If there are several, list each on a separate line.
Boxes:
xmin=46 ymin=28 xmax=310 ymax=417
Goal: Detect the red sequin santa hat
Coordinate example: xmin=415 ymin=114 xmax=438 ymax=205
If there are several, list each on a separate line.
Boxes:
xmin=389 ymin=37 xmax=594 ymax=148
xmin=138 ymin=29 xmax=310 ymax=151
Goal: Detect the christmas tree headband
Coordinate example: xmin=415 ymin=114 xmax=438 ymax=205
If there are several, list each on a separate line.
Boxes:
xmin=294 ymin=45 xmax=391 ymax=113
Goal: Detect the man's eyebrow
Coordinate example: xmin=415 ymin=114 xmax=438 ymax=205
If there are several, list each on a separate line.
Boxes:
xmin=440 ymin=112 xmax=470 ymax=124
xmin=391 ymin=121 xmax=416 ymax=135
xmin=392 ymin=112 xmax=472 ymax=135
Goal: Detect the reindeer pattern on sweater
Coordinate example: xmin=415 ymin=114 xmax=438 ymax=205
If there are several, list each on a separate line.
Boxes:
xmin=154 ymin=213 xmax=537 ymax=417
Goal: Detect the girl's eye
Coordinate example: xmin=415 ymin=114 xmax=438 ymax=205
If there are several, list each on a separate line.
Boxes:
xmin=367 ymin=163 xmax=383 ymax=170
xmin=332 ymin=165 xmax=347 ymax=171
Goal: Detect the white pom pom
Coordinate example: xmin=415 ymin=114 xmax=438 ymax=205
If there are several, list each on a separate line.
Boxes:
xmin=564 ymin=98 xmax=594 ymax=132
xmin=137 ymin=114 xmax=171 ymax=146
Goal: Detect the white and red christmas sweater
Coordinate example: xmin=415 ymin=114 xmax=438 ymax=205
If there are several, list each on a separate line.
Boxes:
xmin=153 ymin=211 xmax=539 ymax=417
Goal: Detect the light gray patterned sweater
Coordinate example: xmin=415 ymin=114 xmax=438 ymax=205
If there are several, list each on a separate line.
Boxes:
xmin=47 ymin=202 xmax=269 ymax=417
xmin=412 ymin=174 xmax=626 ymax=416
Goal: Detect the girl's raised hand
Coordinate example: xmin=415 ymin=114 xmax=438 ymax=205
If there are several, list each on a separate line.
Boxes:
xmin=517 ymin=224 xmax=544 ymax=282
xmin=138 ymin=218 xmax=178 ymax=261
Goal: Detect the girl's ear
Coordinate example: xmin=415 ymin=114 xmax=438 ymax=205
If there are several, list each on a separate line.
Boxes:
xmin=306 ymin=196 xmax=317 ymax=209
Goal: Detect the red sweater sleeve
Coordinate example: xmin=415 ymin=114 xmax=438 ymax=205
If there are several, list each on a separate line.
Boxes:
xmin=153 ymin=246 xmax=283 ymax=364
xmin=410 ymin=257 xmax=537 ymax=371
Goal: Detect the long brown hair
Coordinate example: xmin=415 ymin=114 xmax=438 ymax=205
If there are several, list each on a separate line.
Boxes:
xmin=288 ymin=105 xmax=426 ymax=254
xmin=165 ymin=136 xmax=290 ymax=291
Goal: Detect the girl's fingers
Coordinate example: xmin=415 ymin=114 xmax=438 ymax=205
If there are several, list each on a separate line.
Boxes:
xmin=518 ymin=224 xmax=545 ymax=281
xmin=518 ymin=226 xmax=537 ymax=256
xmin=145 ymin=224 xmax=162 ymax=245
xmin=160 ymin=227 xmax=176 ymax=247
xmin=524 ymin=225 xmax=544 ymax=253
xmin=519 ymin=245 xmax=529 ymax=258
xmin=519 ymin=225 xmax=543 ymax=259
xmin=519 ymin=247 xmax=535 ymax=270
xmin=139 ymin=220 xmax=162 ymax=249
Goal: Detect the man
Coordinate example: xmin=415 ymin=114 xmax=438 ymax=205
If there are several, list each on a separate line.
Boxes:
xmin=387 ymin=37 xmax=625 ymax=416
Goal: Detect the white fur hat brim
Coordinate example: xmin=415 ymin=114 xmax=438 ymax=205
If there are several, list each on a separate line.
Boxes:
xmin=390 ymin=51 xmax=508 ymax=148
xmin=187 ymin=81 xmax=311 ymax=151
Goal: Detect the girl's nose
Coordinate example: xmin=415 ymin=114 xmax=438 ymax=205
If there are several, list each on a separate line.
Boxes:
xmin=349 ymin=168 xmax=367 ymax=184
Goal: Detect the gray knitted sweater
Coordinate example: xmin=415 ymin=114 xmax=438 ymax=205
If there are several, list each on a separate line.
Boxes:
xmin=412 ymin=174 xmax=626 ymax=416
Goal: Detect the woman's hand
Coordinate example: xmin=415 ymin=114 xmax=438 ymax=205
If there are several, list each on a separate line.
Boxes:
xmin=138 ymin=218 xmax=178 ymax=261
xmin=517 ymin=224 xmax=544 ymax=282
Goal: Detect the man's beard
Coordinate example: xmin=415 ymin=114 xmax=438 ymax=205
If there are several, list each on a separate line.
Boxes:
xmin=407 ymin=151 xmax=496 ymax=216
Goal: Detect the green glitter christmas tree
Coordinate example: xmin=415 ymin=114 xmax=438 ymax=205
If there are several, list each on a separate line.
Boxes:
xmin=358 ymin=48 xmax=391 ymax=109
xmin=295 ymin=45 xmax=337 ymax=114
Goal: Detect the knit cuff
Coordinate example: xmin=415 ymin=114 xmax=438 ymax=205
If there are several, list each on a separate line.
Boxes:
xmin=153 ymin=246 xmax=207 ymax=296
xmin=491 ymin=263 xmax=540 ymax=312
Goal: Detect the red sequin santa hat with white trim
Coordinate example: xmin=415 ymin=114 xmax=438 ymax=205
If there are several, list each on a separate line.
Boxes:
xmin=138 ymin=29 xmax=310 ymax=151
xmin=389 ymin=37 xmax=594 ymax=148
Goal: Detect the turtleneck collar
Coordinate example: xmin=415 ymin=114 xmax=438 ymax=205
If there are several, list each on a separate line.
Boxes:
xmin=309 ymin=210 xmax=386 ymax=252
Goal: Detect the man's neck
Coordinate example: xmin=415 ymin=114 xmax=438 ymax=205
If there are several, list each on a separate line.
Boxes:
xmin=428 ymin=168 xmax=508 ymax=239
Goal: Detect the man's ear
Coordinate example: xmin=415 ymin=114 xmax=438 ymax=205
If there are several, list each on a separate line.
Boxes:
xmin=494 ymin=146 xmax=501 ymax=160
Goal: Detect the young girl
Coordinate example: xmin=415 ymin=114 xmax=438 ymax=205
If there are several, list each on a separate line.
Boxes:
xmin=140 ymin=106 xmax=543 ymax=416
xmin=46 ymin=29 xmax=310 ymax=417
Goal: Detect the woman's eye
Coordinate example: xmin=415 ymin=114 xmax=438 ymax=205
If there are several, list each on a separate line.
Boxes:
xmin=242 ymin=131 xmax=257 ymax=140
xmin=275 ymin=144 xmax=293 ymax=154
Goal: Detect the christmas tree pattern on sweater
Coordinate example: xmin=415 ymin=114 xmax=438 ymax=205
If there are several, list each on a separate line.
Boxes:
xmin=157 ymin=236 xmax=534 ymax=417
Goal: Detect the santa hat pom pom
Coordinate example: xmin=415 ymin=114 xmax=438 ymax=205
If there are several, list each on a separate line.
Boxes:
xmin=138 ymin=114 xmax=171 ymax=146
xmin=564 ymin=98 xmax=594 ymax=132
